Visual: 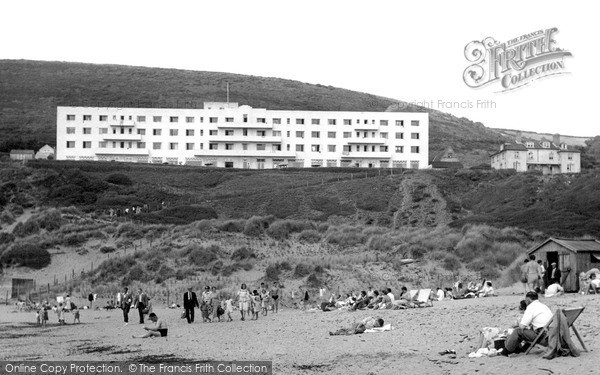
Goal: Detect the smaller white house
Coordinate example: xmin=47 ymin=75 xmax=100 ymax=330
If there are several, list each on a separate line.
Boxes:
xmin=35 ymin=145 xmax=55 ymax=159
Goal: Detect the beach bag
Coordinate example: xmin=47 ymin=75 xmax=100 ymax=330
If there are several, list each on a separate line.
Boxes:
xmin=217 ymin=306 xmax=224 ymax=316
xmin=181 ymin=310 xmax=187 ymax=319
xmin=142 ymin=307 xmax=149 ymax=314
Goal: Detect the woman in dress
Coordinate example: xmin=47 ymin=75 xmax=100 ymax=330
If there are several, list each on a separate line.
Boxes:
xmin=236 ymin=283 xmax=251 ymax=321
xmin=201 ymin=286 xmax=213 ymax=321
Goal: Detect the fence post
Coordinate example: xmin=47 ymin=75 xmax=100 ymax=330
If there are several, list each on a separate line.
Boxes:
xmin=5 ymin=290 xmax=8 ymax=305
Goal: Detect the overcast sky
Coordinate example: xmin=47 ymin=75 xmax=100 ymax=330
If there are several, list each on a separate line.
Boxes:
xmin=1 ymin=0 xmax=597 ymax=137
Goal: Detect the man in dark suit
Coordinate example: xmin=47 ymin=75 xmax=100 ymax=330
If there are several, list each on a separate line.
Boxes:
xmin=134 ymin=288 xmax=149 ymax=324
xmin=120 ymin=287 xmax=133 ymax=326
xmin=183 ymin=286 xmax=199 ymax=324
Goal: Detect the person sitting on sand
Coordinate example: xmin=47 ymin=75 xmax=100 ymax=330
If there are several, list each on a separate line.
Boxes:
xmin=436 ymin=287 xmax=445 ymax=301
xmin=544 ymin=282 xmax=564 ymax=298
xmin=329 ymin=317 xmax=384 ymax=336
xmin=367 ymin=290 xmax=381 ymax=309
xmin=444 ymin=288 xmax=454 ymax=299
xmin=588 ymin=273 xmax=600 ymax=294
xmin=379 ymin=291 xmax=392 ymax=309
xmin=132 ymin=313 xmax=168 ymax=338
xmin=350 ymin=291 xmax=372 ymax=311
xmin=477 ymin=282 xmax=496 ymax=297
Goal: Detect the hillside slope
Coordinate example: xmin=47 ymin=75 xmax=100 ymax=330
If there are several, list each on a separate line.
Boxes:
xmin=0 ymin=59 xmax=508 ymax=166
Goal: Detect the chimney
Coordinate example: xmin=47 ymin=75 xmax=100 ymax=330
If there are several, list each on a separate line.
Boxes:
xmin=515 ymin=131 xmax=522 ymax=144
xmin=553 ymin=133 xmax=560 ymax=146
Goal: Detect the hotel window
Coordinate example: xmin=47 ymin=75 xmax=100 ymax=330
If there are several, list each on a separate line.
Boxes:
xmin=343 ymin=119 xmax=351 ymax=125
xmin=243 ymin=115 xmax=248 ymax=123
xmin=296 ymin=130 xmax=305 ymax=138
xmin=273 ymin=144 xmax=282 ymax=151
xmin=186 ymin=116 xmax=194 ymax=123
xmin=411 ymin=120 xmax=419 ymax=126
xmin=185 ymin=143 xmax=194 ymax=150
xmin=67 ymin=114 xmax=75 ymax=121
xmin=328 ymin=119 xmax=337 ymax=125
xmin=311 ymin=131 xmax=320 ymax=138
xmin=410 ymin=161 xmax=419 ymax=169
xmin=209 ymin=143 xmax=218 ymax=150
xmin=543 ymin=142 xmax=549 ymax=148
xmin=99 ymin=142 xmax=107 ymax=148
xmin=225 ymin=143 xmax=234 ymax=150
xmin=380 ymin=120 xmax=388 ymax=126
xmin=209 ymin=130 xmax=218 ymax=136
xmin=296 ymin=118 xmax=305 ymax=125
xmin=225 ymin=130 xmax=234 ymax=136
xmin=327 ymin=132 xmax=336 ymax=138
xmin=83 ymin=115 xmax=92 ymax=121
xmin=153 ymin=116 xmax=162 ymax=122
xmin=99 ymin=115 xmax=107 ymax=121
xmin=242 ymin=144 xmax=248 ymax=150
xmin=528 ymin=152 xmax=534 ymax=159
xmin=257 ymin=118 xmax=266 ymax=123
xmin=170 ymin=115 xmax=180 ymax=123
xmin=273 ymin=118 xmax=281 ymax=125
xmin=137 ymin=142 xmax=146 ymax=148
xmin=200 ymin=117 xmax=204 ymax=123
xmin=153 ymin=142 xmax=162 ymax=150
xmin=395 ymin=146 xmax=404 ymax=153
xmin=273 ymin=130 xmax=281 ymax=137
xmin=286 ymin=118 xmax=290 ymax=124
xmin=411 ymin=146 xmax=420 ymax=153
xmin=225 ymin=117 xmax=234 ymax=123
xmin=210 ymin=117 xmax=218 ymax=123
xmin=83 ymin=128 xmax=92 ymax=135
xmin=257 ymin=130 xmax=266 ymax=137
xmin=311 ymin=145 xmax=321 ymax=152
xmin=82 ymin=141 xmax=91 ymax=149
xmin=66 ymin=127 xmax=75 ymax=134
xmin=380 ymin=146 xmax=388 ymax=152
xmin=549 ymin=152 xmax=554 ymax=160
xmin=514 ymin=152 xmax=520 ymax=159
xmin=137 ymin=129 xmax=146 ymax=135
xmin=286 ymin=131 xmax=290 ymax=137
xmin=137 ymin=116 xmax=146 ymax=122
xmin=186 ymin=129 xmax=194 ymax=136
xmin=242 ymin=129 xmax=248 ymax=136
xmin=98 ymin=128 xmax=108 ymax=134
xmin=170 ymin=143 xmax=178 ymax=150
xmin=257 ymin=144 xmax=266 ymax=151
xmin=568 ymin=154 xmax=573 ymax=160
xmin=411 ymin=133 xmax=420 ymax=140
xmin=343 ymin=145 xmax=351 ymax=153
xmin=343 ymin=132 xmax=351 ymax=138
xmin=66 ymin=141 xmax=75 ymax=148
xmin=170 ymin=129 xmax=178 ymax=136
xmin=395 ymin=120 xmax=404 ymax=126
xmin=199 ymin=143 xmax=203 ymax=150
xmin=328 ymin=145 xmax=336 ymax=152
xmin=200 ymin=130 xmax=204 ymax=136
xmin=381 ymin=132 xmax=388 ymax=139
xmin=395 ymin=132 xmax=404 ymax=139
xmin=311 ymin=119 xmax=320 ymax=125
xmin=296 ymin=144 xmax=304 ymax=152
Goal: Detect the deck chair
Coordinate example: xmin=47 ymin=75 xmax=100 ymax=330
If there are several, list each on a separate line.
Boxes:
xmin=525 ymin=306 xmax=588 ymax=355
xmin=408 ymin=290 xmax=418 ymax=301
xmin=414 ymin=289 xmax=433 ymax=307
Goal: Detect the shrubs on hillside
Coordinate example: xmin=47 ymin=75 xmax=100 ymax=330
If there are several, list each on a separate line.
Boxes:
xmin=297 ymin=229 xmax=321 ymax=243
xmin=231 ymin=246 xmax=256 ymax=261
xmin=105 ymin=173 xmax=133 ymax=186
xmin=243 ymin=216 xmax=275 ymax=237
xmin=266 ymin=220 xmax=315 ymax=240
xmin=0 ymin=243 xmax=51 ymax=269
xmin=188 ymin=244 xmax=220 ymax=266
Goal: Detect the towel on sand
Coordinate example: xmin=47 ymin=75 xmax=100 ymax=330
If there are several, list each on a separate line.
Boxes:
xmin=365 ymin=324 xmax=393 ymax=333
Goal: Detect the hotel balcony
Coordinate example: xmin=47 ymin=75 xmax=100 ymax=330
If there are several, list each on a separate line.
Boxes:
xmin=109 ymin=120 xmax=136 ymax=127
xmin=354 ymin=124 xmax=380 ymax=131
xmin=346 ymin=138 xmax=386 ymax=145
xmin=195 ymin=149 xmax=296 ymax=158
xmin=341 ymin=151 xmax=391 ymax=159
xmin=216 ymin=122 xmax=273 ymax=129
xmin=103 ymin=133 xmax=142 ymax=141
xmin=210 ymin=135 xmax=283 ymax=143
xmin=95 ymin=148 xmax=149 ymax=155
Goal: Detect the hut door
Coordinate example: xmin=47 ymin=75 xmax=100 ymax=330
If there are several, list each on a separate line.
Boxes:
xmin=559 ymin=253 xmax=574 ymax=291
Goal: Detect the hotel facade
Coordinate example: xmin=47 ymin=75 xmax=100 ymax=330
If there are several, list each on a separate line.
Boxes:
xmin=56 ymin=103 xmax=428 ymax=169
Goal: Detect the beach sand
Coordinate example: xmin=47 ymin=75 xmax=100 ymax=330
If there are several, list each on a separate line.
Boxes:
xmin=1 ymin=291 xmax=598 ymax=374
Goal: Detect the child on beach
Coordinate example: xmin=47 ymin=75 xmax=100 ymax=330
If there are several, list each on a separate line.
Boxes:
xmin=200 ymin=301 xmax=211 ymax=323
xmin=73 ymin=307 xmax=80 ymax=323
xmin=225 ymin=297 xmax=234 ymax=322
xmin=260 ymin=283 xmax=270 ymax=316
xmin=56 ymin=303 xmax=66 ymax=325
xmin=251 ymin=290 xmax=261 ymax=320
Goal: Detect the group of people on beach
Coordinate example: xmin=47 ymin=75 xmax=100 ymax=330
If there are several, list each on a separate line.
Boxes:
xmin=34 ymin=294 xmax=81 ymax=327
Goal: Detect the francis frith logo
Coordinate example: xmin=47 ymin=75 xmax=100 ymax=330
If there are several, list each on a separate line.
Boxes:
xmin=463 ymin=27 xmax=572 ymax=92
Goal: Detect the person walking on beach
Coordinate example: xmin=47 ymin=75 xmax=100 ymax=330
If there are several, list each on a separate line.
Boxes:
xmin=183 ymin=286 xmax=199 ymax=324
xmin=525 ymin=255 xmax=542 ymax=293
xmin=134 ymin=288 xmax=149 ymax=324
xmin=120 ymin=287 xmax=133 ymax=326
xmin=201 ymin=286 xmax=213 ymax=321
xmin=260 ymin=282 xmax=270 ymax=316
xmin=236 ymin=283 xmax=251 ymax=321
xmin=271 ymin=282 xmax=280 ymax=313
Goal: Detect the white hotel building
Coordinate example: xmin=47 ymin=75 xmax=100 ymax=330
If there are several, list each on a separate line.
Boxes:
xmin=56 ymin=103 xmax=428 ymax=169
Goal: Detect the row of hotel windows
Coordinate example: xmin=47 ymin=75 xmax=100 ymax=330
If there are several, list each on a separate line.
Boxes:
xmin=495 ymin=152 xmax=574 ymax=161
xmin=65 ymin=114 xmax=419 ymax=127
xmin=65 ymin=141 xmax=420 ymax=153
xmin=66 ymin=127 xmax=420 ymax=140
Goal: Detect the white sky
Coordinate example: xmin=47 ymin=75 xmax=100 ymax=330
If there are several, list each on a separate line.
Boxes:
xmin=1 ymin=0 xmax=597 ymax=137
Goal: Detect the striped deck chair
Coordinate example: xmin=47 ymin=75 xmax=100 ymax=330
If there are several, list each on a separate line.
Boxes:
xmin=414 ymin=289 xmax=433 ymax=307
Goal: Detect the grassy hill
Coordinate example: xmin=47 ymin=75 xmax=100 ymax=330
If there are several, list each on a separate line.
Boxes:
xmin=0 ymin=59 xmax=509 ymax=166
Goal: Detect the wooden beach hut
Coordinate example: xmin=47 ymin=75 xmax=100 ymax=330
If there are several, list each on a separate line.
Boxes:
xmin=527 ymin=238 xmax=600 ymax=292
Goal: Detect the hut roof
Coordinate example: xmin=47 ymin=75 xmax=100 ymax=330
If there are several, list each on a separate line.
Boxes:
xmin=528 ymin=238 xmax=600 ymax=255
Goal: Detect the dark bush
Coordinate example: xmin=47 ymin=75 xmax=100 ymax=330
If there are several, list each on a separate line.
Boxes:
xmin=37 ymin=209 xmax=63 ymax=231
xmin=157 ymin=264 xmax=175 ymax=279
xmin=0 ymin=232 xmax=15 ymax=245
xmin=297 ymin=229 xmax=321 ymax=243
xmin=441 ymin=254 xmax=461 ymax=271
xmin=217 ymin=220 xmax=246 ymax=233
xmin=265 ymin=264 xmax=281 ymax=280
xmin=0 ymin=243 xmax=51 ymax=269
xmin=231 ymin=246 xmax=256 ymax=261
xmin=128 ymin=265 xmax=150 ymax=282
xmin=100 ymin=246 xmax=116 ymax=254
xmin=12 ymin=220 xmax=40 ymax=237
xmin=294 ymin=263 xmax=312 ymax=278
xmin=189 ymin=244 xmax=219 ymax=266
xmin=306 ymin=273 xmax=322 ymax=288
xmin=243 ymin=216 xmax=266 ymax=237
xmin=63 ymin=233 xmax=86 ymax=247
xmin=106 ymin=173 xmax=133 ymax=186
